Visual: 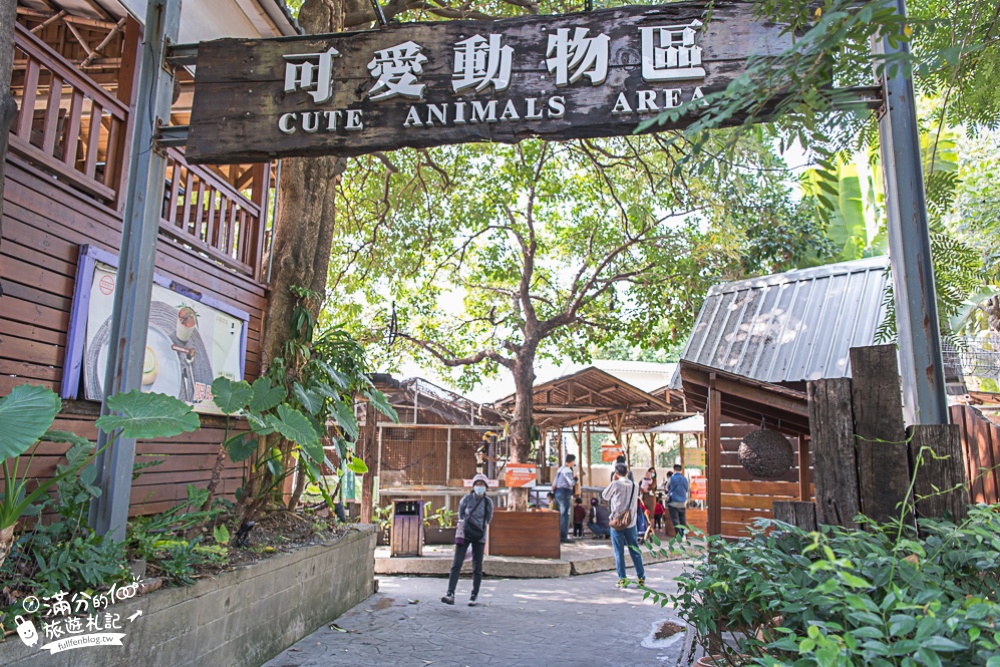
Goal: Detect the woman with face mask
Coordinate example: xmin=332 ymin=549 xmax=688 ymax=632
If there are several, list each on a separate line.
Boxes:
xmin=442 ymin=473 xmax=494 ymax=607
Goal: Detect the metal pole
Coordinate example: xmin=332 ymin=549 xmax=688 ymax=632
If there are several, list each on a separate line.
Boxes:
xmin=875 ymin=0 xmax=948 ymax=426
xmin=89 ymin=0 xmax=181 ymax=540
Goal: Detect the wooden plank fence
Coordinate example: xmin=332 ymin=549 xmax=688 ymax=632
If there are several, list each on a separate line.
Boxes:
xmin=777 ymin=345 xmax=983 ymax=533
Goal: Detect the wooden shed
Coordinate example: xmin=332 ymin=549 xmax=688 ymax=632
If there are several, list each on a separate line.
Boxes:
xmin=674 ymin=257 xmax=892 ymax=538
xmin=2 ymin=0 xmax=296 ymax=515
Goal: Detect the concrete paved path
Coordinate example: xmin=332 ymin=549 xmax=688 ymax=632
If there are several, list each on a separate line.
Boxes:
xmin=263 ymin=560 xmax=701 ymax=667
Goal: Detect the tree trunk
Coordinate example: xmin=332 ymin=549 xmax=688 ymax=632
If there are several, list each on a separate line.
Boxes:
xmin=508 ymin=344 xmax=537 ymax=511
xmin=1 ymin=0 xmax=20 ymax=274
xmin=244 ymin=0 xmax=346 ymax=513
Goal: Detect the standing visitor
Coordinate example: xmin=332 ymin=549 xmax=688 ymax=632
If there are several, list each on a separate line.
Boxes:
xmin=442 ymin=474 xmax=493 ymax=607
xmin=667 ymin=464 xmax=690 ymax=539
xmin=587 ymin=498 xmax=611 ymax=539
xmin=551 ymin=454 xmax=577 ymax=544
xmin=610 ymin=453 xmax=635 ymax=483
xmin=601 ymin=462 xmax=646 ymax=588
xmin=572 ymin=496 xmax=586 ymax=537
xmin=640 ymin=467 xmax=657 ymax=524
xmin=653 ymin=494 xmax=665 ymax=531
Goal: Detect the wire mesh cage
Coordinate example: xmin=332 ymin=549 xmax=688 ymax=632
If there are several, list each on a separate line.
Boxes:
xmin=941 ymin=335 xmax=1000 ymax=383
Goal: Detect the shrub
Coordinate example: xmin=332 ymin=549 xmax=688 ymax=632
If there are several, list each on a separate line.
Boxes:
xmin=643 ymin=505 xmax=1000 ymax=666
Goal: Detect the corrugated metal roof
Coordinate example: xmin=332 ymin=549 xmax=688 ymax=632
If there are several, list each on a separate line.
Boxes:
xmin=673 ymin=256 xmax=891 ymax=386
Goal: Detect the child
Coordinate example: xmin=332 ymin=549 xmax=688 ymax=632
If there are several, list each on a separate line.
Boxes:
xmin=654 ymin=494 xmax=666 ymax=530
xmin=572 ymin=496 xmax=586 ymax=537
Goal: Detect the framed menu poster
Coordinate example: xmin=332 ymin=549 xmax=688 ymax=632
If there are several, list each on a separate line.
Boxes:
xmin=62 ymin=245 xmax=249 ymax=415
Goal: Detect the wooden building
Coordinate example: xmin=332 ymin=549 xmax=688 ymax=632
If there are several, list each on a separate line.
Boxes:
xmin=371 ymin=377 xmax=507 ymax=512
xmin=675 ymin=257 xmax=1000 ymax=538
xmin=674 ymin=258 xmax=891 ymax=538
xmin=2 ymin=0 xmax=296 ymax=514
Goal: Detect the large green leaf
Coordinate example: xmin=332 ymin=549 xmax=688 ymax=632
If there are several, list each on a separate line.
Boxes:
xmin=96 ymin=391 xmax=200 ymax=440
xmin=246 ymin=412 xmax=275 ymax=436
xmin=364 ymin=389 xmax=398 ymax=423
xmin=211 ymin=377 xmax=253 ymax=414
xmin=249 ymin=377 xmax=286 ymax=412
xmin=224 ymin=433 xmax=258 ymax=463
xmin=39 ymin=430 xmax=92 ymax=449
xmin=346 ymin=457 xmax=369 ymax=474
xmin=266 ymin=404 xmax=321 ymax=448
xmin=0 ymin=384 xmax=62 ymax=459
xmin=293 ymin=382 xmax=323 ymax=415
xmin=331 ymin=400 xmax=359 ymax=440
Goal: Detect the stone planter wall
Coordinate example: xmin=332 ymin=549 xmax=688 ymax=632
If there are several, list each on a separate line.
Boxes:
xmin=1 ymin=525 xmax=376 ymax=667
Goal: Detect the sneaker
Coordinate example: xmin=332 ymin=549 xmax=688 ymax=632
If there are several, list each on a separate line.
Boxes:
xmin=615 ymin=578 xmax=628 ymax=588
xmin=638 ymin=577 xmax=645 ymax=586
xmin=468 ymin=596 xmax=478 ymax=607
xmin=441 ymin=594 xmax=455 ymax=605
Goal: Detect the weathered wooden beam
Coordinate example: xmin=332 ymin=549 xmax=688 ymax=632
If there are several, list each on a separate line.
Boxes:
xmin=772 ymin=500 xmax=817 ymax=531
xmin=707 ymin=374 xmax=722 ymax=535
xmin=807 ymin=378 xmax=861 ymax=529
xmin=850 ymin=345 xmax=911 ymax=525
xmin=186 ymin=2 xmax=794 ymax=162
xmin=908 ymin=424 xmax=967 ymax=522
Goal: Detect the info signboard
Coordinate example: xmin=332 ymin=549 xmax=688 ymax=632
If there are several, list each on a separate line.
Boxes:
xmin=186 ymin=2 xmax=791 ymax=163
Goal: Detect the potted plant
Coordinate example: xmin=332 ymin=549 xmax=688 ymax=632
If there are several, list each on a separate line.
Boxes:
xmin=423 ymin=505 xmax=457 ymax=545
xmin=176 ymin=304 xmax=199 ymax=342
xmin=373 ymin=504 xmax=392 ymax=546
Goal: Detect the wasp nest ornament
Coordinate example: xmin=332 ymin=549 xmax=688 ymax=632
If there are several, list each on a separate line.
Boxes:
xmin=738 ymin=429 xmax=794 ymax=479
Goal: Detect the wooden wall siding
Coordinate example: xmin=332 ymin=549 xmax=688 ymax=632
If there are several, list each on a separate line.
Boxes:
xmin=1 ymin=155 xmax=265 ymax=515
xmin=378 ymin=426 xmax=482 ymax=487
xmin=951 ymin=404 xmax=1000 ymax=504
xmin=10 ymin=24 xmax=128 ymax=206
xmin=717 ymin=420 xmax=811 ymax=539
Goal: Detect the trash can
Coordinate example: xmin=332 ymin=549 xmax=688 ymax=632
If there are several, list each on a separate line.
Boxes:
xmin=390 ymin=499 xmax=424 ymax=557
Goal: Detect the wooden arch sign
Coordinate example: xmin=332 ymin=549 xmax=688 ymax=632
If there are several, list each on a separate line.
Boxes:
xmin=186 ymin=1 xmax=791 ymax=163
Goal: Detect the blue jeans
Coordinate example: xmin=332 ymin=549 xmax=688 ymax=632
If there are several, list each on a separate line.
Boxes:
xmin=610 ymin=525 xmax=646 ymax=581
xmin=554 ymin=488 xmax=573 ymax=540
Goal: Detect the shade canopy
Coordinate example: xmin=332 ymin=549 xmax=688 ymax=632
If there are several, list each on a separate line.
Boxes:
xmin=492 ymin=366 xmax=689 ymax=435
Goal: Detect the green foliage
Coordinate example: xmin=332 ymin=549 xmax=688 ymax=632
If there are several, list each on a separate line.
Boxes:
xmin=423 ymin=503 xmax=457 ymax=528
xmin=327 ymin=134 xmax=829 ymax=389
xmin=96 ymin=390 xmax=200 ymax=440
xmin=0 ymin=386 xmax=202 ymax=535
xmin=0 ymin=384 xmax=61 ymax=459
xmin=126 ymin=484 xmax=228 ymax=586
xmin=212 ymin=299 xmax=395 ymax=516
xmin=2 ymin=442 xmax=132 ymax=603
xmin=643 ymin=506 xmax=1000 ymax=666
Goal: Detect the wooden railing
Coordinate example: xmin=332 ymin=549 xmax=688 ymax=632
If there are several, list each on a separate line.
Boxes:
xmin=10 ymin=22 xmax=269 ymax=280
xmin=160 ymin=154 xmax=267 ymax=277
xmin=10 ymin=23 xmax=128 ymax=204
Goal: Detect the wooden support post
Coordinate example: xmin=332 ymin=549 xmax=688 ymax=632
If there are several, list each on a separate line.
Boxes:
xmin=798 ymin=435 xmax=810 ymax=501
xmin=807 ymin=378 xmax=860 ymax=529
xmin=585 ymin=422 xmax=592 ymax=487
xmin=707 ymin=374 xmax=722 ymax=536
xmin=772 ymin=500 xmax=817 ymax=531
xmin=445 ymin=426 xmax=452 ymax=483
xmin=678 ymin=433 xmax=685 ymax=470
xmin=908 ymin=424 xmax=967 ymax=522
xmin=851 ymin=345 xmax=911 ymax=524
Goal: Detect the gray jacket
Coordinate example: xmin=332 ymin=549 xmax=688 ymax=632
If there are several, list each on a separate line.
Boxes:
xmin=458 ymin=492 xmax=494 ymax=543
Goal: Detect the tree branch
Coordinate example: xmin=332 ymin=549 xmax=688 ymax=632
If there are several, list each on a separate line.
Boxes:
xmin=400 ymin=333 xmax=515 ymax=369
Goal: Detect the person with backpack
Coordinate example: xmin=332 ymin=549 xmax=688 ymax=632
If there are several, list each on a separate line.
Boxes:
xmin=442 ymin=473 xmax=494 ymax=607
xmin=601 ymin=461 xmax=646 ymax=588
